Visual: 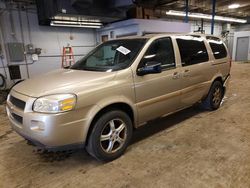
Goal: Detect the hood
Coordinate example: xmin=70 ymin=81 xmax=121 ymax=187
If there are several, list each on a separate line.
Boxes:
xmin=13 ymin=69 xmax=117 ymax=97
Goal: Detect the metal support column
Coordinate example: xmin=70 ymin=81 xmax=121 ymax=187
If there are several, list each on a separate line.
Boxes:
xmin=185 ymin=0 xmax=189 ymax=23
xmin=201 ymin=18 xmax=204 ymax=33
xmin=211 ymin=0 xmax=216 ymax=34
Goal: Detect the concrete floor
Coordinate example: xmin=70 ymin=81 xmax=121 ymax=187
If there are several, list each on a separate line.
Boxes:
xmin=0 ymin=62 xmax=250 ymax=188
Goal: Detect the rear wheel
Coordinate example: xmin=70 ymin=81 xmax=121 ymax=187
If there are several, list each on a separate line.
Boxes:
xmin=201 ymin=81 xmax=223 ymax=110
xmin=86 ymin=110 xmax=133 ymax=161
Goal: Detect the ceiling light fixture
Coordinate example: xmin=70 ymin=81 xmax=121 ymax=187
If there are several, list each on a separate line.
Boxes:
xmin=166 ymin=10 xmax=247 ymax=23
xmin=53 ymin=16 xmax=102 ymax=23
xmin=228 ymin=4 xmax=240 ymax=9
xmin=52 ymin=20 xmax=103 ymax=26
xmin=50 ymin=20 xmax=103 ymax=28
xmin=50 ymin=22 xmax=102 ymax=28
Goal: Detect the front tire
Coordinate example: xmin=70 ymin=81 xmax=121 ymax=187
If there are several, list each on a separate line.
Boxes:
xmin=201 ymin=81 xmax=223 ymax=110
xmin=86 ymin=110 xmax=133 ymax=161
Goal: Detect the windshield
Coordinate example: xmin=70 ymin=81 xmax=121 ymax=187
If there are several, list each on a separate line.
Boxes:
xmin=70 ymin=39 xmax=147 ymax=72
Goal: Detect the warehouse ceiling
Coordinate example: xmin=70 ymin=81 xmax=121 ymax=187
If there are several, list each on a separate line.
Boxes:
xmin=5 ymin=0 xmax=250 ymax=24
xmin=8 ymin=0 xmax=250 ymax=18
xmin=136 ymin=0 xmax=250 ymax=18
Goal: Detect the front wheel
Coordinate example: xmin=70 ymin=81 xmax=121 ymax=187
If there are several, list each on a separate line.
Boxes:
xmin=86 ymin=110 xmax=133 ymax=161
xmin=201 ymin=81 xmax=223 ymax=110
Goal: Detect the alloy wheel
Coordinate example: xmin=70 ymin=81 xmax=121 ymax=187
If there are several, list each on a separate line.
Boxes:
xmin=100 ymin=119 xmax=127 ymax=154
xmin=212 ymin=87 xmax=222 ymax=106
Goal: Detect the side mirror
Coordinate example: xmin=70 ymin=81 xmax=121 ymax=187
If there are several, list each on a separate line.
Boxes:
xmin=137 ymin=61 xmax=162 ymax=76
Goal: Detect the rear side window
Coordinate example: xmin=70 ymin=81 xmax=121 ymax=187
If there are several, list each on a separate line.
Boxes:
xmin=207 ymin=37 xmax=227 ymax=59
xmin=176 ymin=36 xmax=209 ymax=66
xmin=141 ymin=37 xmax=175 ymax=70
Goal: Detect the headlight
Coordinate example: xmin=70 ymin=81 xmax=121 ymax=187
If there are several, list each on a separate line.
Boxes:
xmin=33 ymin=94 xmax=76 ymax=113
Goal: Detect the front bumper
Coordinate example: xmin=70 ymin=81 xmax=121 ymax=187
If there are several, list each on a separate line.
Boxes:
xmin=6 ymin=90 xmax=89 ymax=150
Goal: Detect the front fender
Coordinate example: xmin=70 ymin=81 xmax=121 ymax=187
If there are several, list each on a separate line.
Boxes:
xmin=81 ymin=95 xmax=138 ymax=143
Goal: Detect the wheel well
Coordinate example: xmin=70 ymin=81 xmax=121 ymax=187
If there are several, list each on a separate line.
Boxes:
xmin=86 ymin=103 xmax=135 ymax=144
xmin=213 ymin=77 xmax=223 ymax=85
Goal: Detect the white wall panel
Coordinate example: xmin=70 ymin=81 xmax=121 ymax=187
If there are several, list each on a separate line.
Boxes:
xmin=0 ymin=9 xmax=96 ymax=88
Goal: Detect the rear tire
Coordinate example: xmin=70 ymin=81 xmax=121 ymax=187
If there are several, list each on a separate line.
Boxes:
xmin=201 ymin=81 xmax=223 ymax=110
xmin=86 ymin=110 xmax=133 ymax=161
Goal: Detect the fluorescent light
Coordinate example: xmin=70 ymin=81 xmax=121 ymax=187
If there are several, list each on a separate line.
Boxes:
xmin=53 ymin=16 xmax=101 ymax=23
xmin=50 ymin=20 xmax=103 ymax=28
xmin=52 ymin=20 xmax=103 ymax=26
xmin=166 ymin=10 xmax=247 ymax=23
xmin=50 ymin=22 xmax=102 ymax=28
xmin=228 ymin=4 xmax=240 ymax=9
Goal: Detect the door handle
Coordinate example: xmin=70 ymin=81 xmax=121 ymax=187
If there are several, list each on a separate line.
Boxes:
xmin=172 ymin=72 xmax=180 ymax=79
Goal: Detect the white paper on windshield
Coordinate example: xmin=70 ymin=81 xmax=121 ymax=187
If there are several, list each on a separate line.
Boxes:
xmin=116 ymin=46 xmax=131 ymax=55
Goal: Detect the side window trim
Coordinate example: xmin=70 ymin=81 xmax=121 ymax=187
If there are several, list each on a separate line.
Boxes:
xmin=176 ymin=36 xmax=209 ymax=67
xmin=206 ymin=37 xmax=228 ymax=59
xmin=137 ymin=37 xmax=176 ymax=72
xmin=161 ymin=37 xmax=176 ymax=71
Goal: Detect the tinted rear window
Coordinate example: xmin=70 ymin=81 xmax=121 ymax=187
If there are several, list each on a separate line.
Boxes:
xmin=176 ymin=36 xmax=209 ymax=66
xmin=207 ymin=37 xmax=227 ymax=59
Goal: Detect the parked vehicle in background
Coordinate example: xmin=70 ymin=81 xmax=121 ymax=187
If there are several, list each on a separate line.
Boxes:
xmin=6 ymin=34 xmax=231 ymax=161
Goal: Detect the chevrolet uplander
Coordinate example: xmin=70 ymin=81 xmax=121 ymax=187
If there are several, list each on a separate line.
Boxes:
xmin=6 ymin=34 xmax=231 ymax=161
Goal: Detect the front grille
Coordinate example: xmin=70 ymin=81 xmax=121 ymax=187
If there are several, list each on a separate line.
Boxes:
xmin=9 ymin=95 xmax=26 ymax=110
xmin=11 ymin=113 xmax=23 ymax=124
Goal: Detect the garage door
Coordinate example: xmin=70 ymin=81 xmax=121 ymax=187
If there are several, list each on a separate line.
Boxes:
xmin=236 ymin=37 xmax=249 ymax=61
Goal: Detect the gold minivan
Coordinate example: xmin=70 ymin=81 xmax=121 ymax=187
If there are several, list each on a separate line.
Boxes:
xmin=6 ymin=34 xmax=231 ymax=161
